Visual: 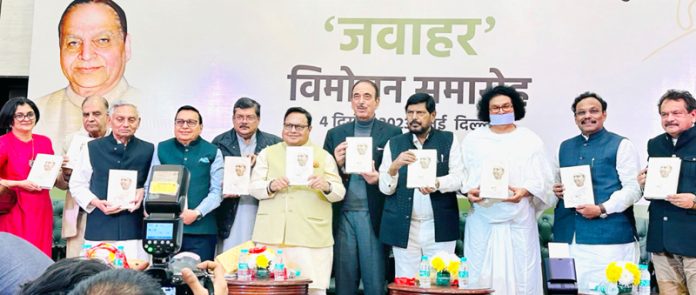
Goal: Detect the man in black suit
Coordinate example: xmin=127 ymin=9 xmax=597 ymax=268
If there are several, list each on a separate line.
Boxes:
xmin=212 ymin=97 xmax=281 ymax=251
xmin=323 ymin=80 xmax=402 ymax=295
xmin=638 ymin=90 xmax=696 ymax=293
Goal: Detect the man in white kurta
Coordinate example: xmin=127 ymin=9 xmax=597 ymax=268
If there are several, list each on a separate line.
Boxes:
xmin=552 ymin=93 xmax=641 ymax=290
xmin=61 ymin=96 xmax=110 ymax=258
xmin=461 ymin=86 xmax=554 ymax=295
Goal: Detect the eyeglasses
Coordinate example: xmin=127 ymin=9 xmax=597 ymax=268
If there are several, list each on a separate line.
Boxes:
xmin=406 ymin=110 xmax=429 ymax=118
xmin=233 ymin=115 xmax=258 ymax=122
xmin=283 ymin=123 xmax=309 ymax=131
xmin=175 ymin=119 xmax=199 ymax=127
xmin=489 ymin=104 xmax=513 ymax=114
xmin=575 ymin=109 xmax=602 ymax=117
xmin=14 ymin=112 xmax=35 ymax=121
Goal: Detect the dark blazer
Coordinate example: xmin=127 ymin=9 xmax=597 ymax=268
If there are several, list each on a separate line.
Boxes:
xmin=212 ymin=129 xmax=281 ymax=239
xmin=646 ymin=125 xmax=696 ymax=257
xmin=323 ymin=118 xmax=402 ymax=235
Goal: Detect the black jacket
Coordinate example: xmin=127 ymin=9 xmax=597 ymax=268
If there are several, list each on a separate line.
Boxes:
xmin=212 ymin=129 xmax=281 ymax=239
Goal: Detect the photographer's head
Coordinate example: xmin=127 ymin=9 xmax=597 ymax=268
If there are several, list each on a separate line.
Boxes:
xmin=20 ymin=258 xmax=111 ymax=295
xmin=68 ymin=269 xmax=163 ymax=295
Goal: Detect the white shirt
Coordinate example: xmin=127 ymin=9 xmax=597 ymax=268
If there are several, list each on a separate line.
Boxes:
xmin=378 ymin=132 xmax=465 ymax=219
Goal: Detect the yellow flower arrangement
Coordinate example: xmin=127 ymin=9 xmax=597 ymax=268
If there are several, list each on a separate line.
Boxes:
xmin=605 ymin=261 xmax=640 ymax=286
xmin=256 ymin=253 xmax=270 ymax=269
xmin=430 ymin=252 xmax=460 ymax=274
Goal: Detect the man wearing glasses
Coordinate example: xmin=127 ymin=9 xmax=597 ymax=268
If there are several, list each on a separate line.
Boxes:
xmin=148 ymin=105 xmax=223 ymax=261
xmin=378 ymin=93 xmax=464 ymax=278
xmin=552 ymin=92 xmax=641 ymax=289
xmin=212 ymin=97 xmax=280 ymax=251
xmin=250 ymin=107 xmax=345 ymax=295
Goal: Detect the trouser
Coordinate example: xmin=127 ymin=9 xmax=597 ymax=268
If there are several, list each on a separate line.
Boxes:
xmin=65 ymin=211 xmax=87 ymax=258
xmin=652 ymin=252 xmax=696 ymax=294
xmin=334 ymin=211 xmax=386 ymax=295
xmin=181 ymin=234 xmax=217 ymax=261
xmin=392 ymin=218 xmax=456 ymax=278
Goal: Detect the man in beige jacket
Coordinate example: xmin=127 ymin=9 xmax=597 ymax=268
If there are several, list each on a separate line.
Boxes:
xmin=250 ymin=107 xmax=345 ymax=295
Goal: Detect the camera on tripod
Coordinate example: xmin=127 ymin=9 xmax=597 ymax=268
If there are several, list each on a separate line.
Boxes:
xmin=142 ymin=165 xmax=213 ymax=295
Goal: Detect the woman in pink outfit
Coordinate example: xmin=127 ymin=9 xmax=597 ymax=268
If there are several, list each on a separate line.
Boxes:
xmin=0 ymin=97 xmax=66 ymax=257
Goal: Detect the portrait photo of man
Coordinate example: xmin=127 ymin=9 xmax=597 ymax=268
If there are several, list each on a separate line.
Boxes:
xmin=419 ymin=156 xmax=431 ymax=169
xmin=286 ymin=147 xmax=313 ymax=185
xmin=660 ymin=164 xmax=673 ymax=178
xmin=34 ymin=0 xmax=139 ymax=152
xmin=223 ymin=156 xmax=251 ymax=196
xmin=357 ymin=143 xmax=368 ymax=156
xmin=43 ymin=160 xmax=56 ymax=172
xmin=235 ymin=163 xmax=246 ymax=177
xmin=297 ymin=153 xmax=309 ymax=167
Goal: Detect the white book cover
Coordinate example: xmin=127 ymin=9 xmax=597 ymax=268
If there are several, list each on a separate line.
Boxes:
xmin=643 ymin=157 xmax=681 ymax=200
xmin=27 ymin=154 xmax=63 ymax=189
xmin=406 ymin=149 xmax=437 ymax=188
xmin=479 ymin=161 xmax=510 ymax=199
xmin=286 ymin=146 xmax=314 ymax=185
xmin=560 ymin=165 xmax=595 ymax=208
xmin=63 ymin=134 xmax=91 ymax=170
xmin=345 ymin=137 xmax=372 ymax=174
xmin=223 ymin=156 xmax=251 ymax=195
xmin=107 ymin=170 xmax=138 ymax=210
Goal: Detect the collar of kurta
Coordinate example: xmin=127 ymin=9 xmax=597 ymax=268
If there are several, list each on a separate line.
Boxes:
xmin=581 ymin=127 xmax=608 ymax=142
xmin=410 ymin=129 xmax=434 ymax=146
xmin=282 ymin=140 xmax=313 ymax=148
xmin=107 ymin=132 xmax=136 ymax=146
xmin=174 ymin=136 xmax=202 ymax=148
xmin=65 ymin=78 xmax=131 ymax=109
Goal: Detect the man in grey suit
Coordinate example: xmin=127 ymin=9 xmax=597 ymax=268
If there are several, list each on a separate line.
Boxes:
xmin=323 ymin=80 xmax=402 ymax=295
xmin=212 ymin=97 xmax=281 ymax=251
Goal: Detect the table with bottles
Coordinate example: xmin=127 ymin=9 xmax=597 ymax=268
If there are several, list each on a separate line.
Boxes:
xmin=387 ymin=283 xmax=494 ymax=295
xmin=226 ymin=277 xmax=313 ymax=295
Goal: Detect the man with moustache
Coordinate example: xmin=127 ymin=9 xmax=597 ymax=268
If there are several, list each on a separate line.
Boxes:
xmin=638 ymin=90 xmax=696 ymax=293
xmin=149 ymin=105 xmax=223 ymax=261
xmin=61 ymin=95 xmax=110 ymax=258
xmin=212 ymin=97 xmax=281 ymax=251
xmin=69 ymin=101 xmax=153 ymax=260
xmin=552 ymin=92 xmax=641 ymax=288
xmin=323 ymin=80 xmax=402 ymax=294
xmin=378 ymin=93 xmax=464 ymax=278
xmin=250 ymin=107 xmax=345 ymax=295
xmin=35 ymin=0 xmax=137 ymax=152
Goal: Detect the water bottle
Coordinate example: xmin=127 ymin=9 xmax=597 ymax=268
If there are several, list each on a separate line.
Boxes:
xmin=79 ymin=244 xmax=92 ymax=258
xmin=418 ymin=255 xmax=431 ymax=288
xmin=274 ymin=249 xmax=285 ymax=281
xmin=638 ymin=264 xmax=651 ymax=295
xmin=458 ymin=257 xmax=469 ymax=289
xmin=113 ymin=245 xmax=125 ymax=268
xmin=238 ymin=249 xmax=250 ymax=281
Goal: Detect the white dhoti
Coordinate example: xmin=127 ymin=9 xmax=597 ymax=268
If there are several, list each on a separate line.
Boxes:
xmin=464 ymin=199 xmax=544 ymax=295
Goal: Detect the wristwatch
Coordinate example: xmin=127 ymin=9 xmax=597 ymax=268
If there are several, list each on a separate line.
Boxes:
xmin=195 ymin=209 xmax=203 ymax=221
xmin=599 ymin=204 xmax=608 ymax=219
